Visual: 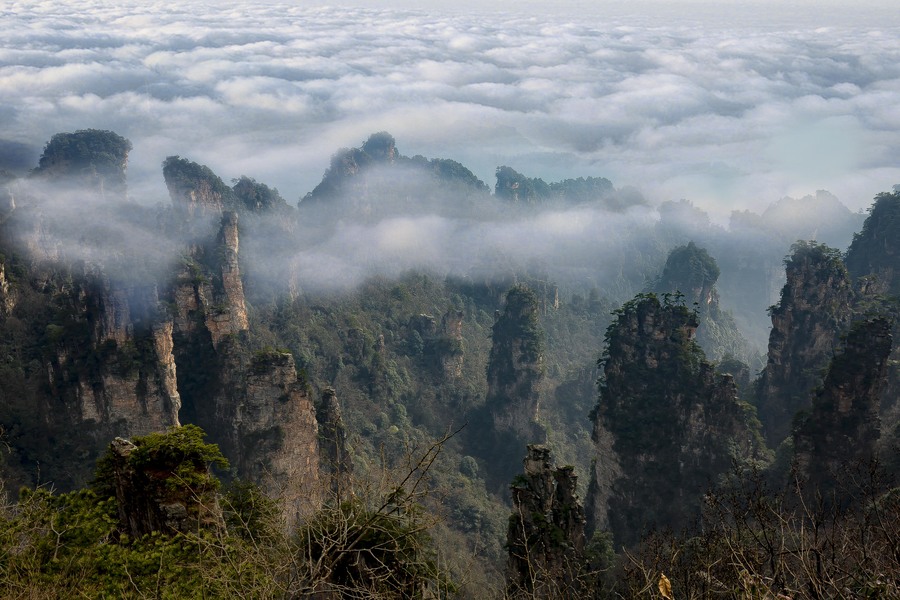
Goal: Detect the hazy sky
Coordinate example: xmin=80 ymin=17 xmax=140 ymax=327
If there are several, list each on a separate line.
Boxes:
xmin=2 ymin=0 xmax=899 ymax=216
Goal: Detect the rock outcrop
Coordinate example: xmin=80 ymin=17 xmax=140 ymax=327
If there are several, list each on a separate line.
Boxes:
xmin=588 ymin=293 xmax=762 ymax=546
xmin=239 ymin=350 xmax=320 ymax=522
xmin=409 ymin=310 xmax=465 ymax=379
xmin=163 ymin=155 xmax=234 ymax=220
xmin=300 ymin=131 xmax=490 ymax=216
xmin=845 ymin=191 xmax=900 ymax=296
xmin=793 ymin=317 xmax=893 ymax=494
xmin=506 ymin=445 xmax=587 ymax=599
xmin=59 ymin=276 xmax=182 ymax=437
xmin=487 ymin=286 xmax=544 ymax=439
xmin=755 ymin=241 xmax=853 ymax=448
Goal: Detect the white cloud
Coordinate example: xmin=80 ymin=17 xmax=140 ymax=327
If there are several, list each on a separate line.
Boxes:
xmin=0 ymin=0 xmax=898 ymax=215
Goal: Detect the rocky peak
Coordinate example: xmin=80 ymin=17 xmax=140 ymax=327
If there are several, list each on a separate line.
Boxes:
xmin=162 ymin=156 xmax=235 ymax=220
xmin=589 ymin=293 xmax=761 ymax=546
xmin=755 ymin=241 xmax=853 ymax=448
xmin=31 ymin=129 xmax=132 ymax=200
xmin=793 ymin=317 xmax=893 ymax=493
xmin=653 ymin=242 xmax=753 ymax=363
xmin=506 ymin=445 xmax=587 ymax=599
xmin=317 ymin=387 xmax=352 ymax=501
xmin=656 ymin=241 xmax=719 ymax=307
xmin=232 ymin=175 xmax=289 ymax=213
xmin=360 ymin=131 xmax=397 ymax=164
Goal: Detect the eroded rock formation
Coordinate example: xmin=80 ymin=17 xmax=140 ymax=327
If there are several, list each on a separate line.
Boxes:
xmin=478 ymin=285 xmax=546 ymax=490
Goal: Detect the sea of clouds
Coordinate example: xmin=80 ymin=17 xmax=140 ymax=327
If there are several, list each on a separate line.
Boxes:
xmin=2 ymin=0 xmax=900 ymax=216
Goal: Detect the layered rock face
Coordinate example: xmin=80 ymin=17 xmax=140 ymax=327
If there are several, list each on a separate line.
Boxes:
xmin=793 ymin=317 xmax=892 ymax=493
xmin=588 ymin=294 xmax=761 ymax=546
xmin=240 ymin=351 xmax=320 ymax=521
xmin=506 ymin=445 xmax=587 ymax=599
xmin=755 ymin=241 xmax=853 ymax=448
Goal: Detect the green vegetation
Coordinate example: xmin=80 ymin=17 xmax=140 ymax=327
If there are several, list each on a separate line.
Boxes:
xmin=3 ymin=129 xmax=899 ymax=597
xmin=0 ymin=425 xmax=456 ymax=599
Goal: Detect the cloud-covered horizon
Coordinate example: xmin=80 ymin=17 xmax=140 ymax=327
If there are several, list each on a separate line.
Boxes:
xmin=2 ymin=0 xmax=900 ymax=218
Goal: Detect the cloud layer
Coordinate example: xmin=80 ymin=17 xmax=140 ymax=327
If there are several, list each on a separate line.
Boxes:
xmin=2 ymin=0 xmax=900 ymax=215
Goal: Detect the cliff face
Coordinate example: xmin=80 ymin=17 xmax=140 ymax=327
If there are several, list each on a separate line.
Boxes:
xmin=0 ymin=132 xmax=182 ymax=482
xmin=163 ymin=161 xmax=320 ymax=518
xmin=589 ymin=294 xmax=761 ymax=546
xmin=240 ymin=351 xmax=320 ymax=522
xmin=793 ymin=317 xmax=893 ymax=492
xmin=506 ymin=445 xmax=586 ymax=599
xmin=0 ymin=262 xmax=181 ymax=489
xmin=755 ymin=241 xmax=853 ymax=448
xmin=59 ymin=275 xmax=182 ymax=437
xmin=0 ymin=258 xmax=14 ymax=315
